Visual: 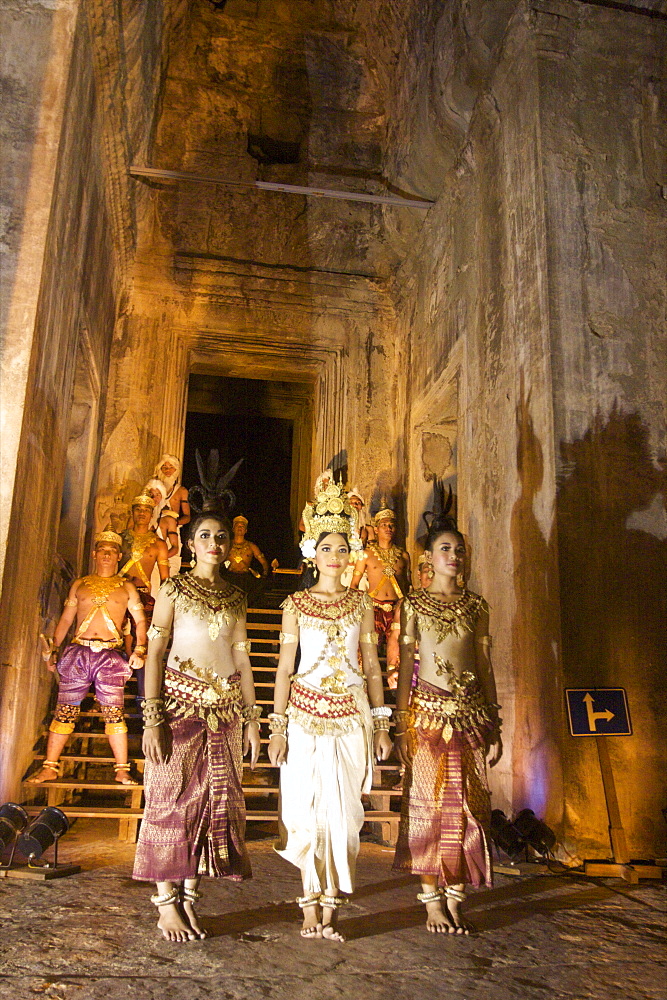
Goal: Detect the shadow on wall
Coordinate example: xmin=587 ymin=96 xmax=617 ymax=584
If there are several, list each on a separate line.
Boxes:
xmin=510 ymin=376 xmax=563 ymax=831
xmin=556 ymin=405 xmax=667 ymax=855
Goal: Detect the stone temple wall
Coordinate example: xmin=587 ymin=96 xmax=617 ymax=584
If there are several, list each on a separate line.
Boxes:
xmin=379 ymin=2 xmax=666 ymax=856
xmin=0 ymin=8 xmax=120 ymax=800
xmin=537 ymin=1 xmax=667 ymax=856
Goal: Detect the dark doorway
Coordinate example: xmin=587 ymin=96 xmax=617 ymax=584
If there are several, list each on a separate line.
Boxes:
xmin=183 ymin=377 xmax=298 ymax=566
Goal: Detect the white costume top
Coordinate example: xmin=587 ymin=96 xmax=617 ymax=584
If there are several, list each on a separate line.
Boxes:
xmin=281 ymin=589 xmax=372 ymax=695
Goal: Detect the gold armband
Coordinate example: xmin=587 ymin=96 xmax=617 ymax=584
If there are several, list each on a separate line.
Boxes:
xmin=130 ymin=602 xmax=144 ymax=612
xmin=64 ymin=598 xmax=78 ymax=608
xmin=161 ymin=510 xmax=178 ymax=520
xmin=478 ymin=635 xmax=492 ymax=647
xmin=147 ymin=623 xmax=170 ymax=640
xmin=360 ymin=631 xmax=379 ymax=645
xmin=232 ymin=640 xmax=251 ymax=653
xmin=157 ymin=559 xmax=170 ymax=567
xmin=390 ymin=622 xmax=401 ymax=631
xmin=279 ymin=632 xmax=298 ymax=645
xmin=400 ymin=634 xmax=416 ymax=645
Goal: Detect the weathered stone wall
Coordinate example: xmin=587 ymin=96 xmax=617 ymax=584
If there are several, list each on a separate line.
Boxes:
xmin=537 ymin=1 xmax=667 ymax=855
xmin=371 ymin=0 xmax=666 ymax=856
xmin=0 ymin=9 xmax=119 ymax=800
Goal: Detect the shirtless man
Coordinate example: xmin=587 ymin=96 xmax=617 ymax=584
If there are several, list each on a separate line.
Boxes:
xmin=350 ymin=507 xmax=410 ymax=674
xmin=120 ymin=494 xmax=170 ymax=619
xmin=154 ymin=455 xmax=190 ymax=573
xmin=29 ymin=531 xmax=147 ymax=785
xmin=227 ymin=515 xmax=269 ymax=602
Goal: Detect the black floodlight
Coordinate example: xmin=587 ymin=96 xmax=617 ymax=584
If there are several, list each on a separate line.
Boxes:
xmin=490 ymin=809 xmax=525 ymax=861
xmin=512 ymin=808 xmax=557 ymax=856
xmin=18 ymin=807 xmax=70 ymax=868
xmin=0 ymin=802 xmax=29 ymax=868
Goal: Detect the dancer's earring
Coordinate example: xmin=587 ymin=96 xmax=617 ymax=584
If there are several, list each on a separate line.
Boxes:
xmin=456 ymin=572 xmax=465 ymax=589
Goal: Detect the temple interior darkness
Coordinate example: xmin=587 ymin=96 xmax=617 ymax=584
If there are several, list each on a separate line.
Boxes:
xmin=1 ymin=0 xmax=666 ymax=908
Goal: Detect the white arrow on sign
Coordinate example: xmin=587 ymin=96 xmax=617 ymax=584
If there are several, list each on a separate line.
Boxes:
xmin=583 ymin=692 xmax=615 ymax=732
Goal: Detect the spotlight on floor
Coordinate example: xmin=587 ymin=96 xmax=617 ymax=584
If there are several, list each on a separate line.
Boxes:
xmin=512 ymin=808 xmax=557 ymax=857
xmin=0 ymin=802 xmax=29 ymax=869
xmin=0 ymin=807 xmax=81 ymax=880
xmin=490 ymin=809 xmax=526 ymax=861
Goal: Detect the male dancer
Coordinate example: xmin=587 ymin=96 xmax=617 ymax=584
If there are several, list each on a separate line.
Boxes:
xmin=350 ymin=507 xmax=410 ymax=675
xmin=120 ymin=493 xmax=171 ymax=623
xmin=153 ymin=455 xmax=190 ymax=574
xmin=29 ymin=531 xmax=147 ymax=785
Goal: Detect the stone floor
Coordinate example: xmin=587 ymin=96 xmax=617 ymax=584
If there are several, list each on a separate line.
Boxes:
xmin=0 ymin=822 xmax=665 ymax=1000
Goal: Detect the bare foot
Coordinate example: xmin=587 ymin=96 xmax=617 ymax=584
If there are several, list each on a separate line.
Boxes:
xmin=300 ymin=902 xmax=322 ymax=939
xmin=157 ymin=902 xmax=196 ymax=942
xmin=114 ymin=766 xmax=139 ymax=785
xmin=443 ymin=893 xmax=473 ymax=935
xmin=321 ymin=906 xmax=345 ymax=943
xmin=424 ymin=897 xmax=455 ymax=934
xmin=26 ymin=764 xmax=60 ymax=784
xmin=182 ymin=899 xmax=207 ymax=939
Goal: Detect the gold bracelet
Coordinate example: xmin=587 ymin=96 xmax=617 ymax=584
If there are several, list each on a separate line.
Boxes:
xmin=268 ymin=712 xmax=288 ymax=734
xmin=390 ymin=622 xmax=401 ymax=631
xmin=279 ymin=632 xmax=298 ymax=645
xmin=232 ymin=640 xmax=251 ymax=653
xmin=399 ymin=634 xmax=415 ymax=645
xmin=242 ymin=704 xmax=262 ymax=723
xmin=372 ymin=717 xmax=391 ymax=732
xmin=134 ymin=645 xmax=147 ymax=655
xmin=360 ymin=631 xmax=379 ymax=645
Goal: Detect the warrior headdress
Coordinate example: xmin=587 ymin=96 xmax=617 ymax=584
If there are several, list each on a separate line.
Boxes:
xmin=189 ymin=450 xmax=244 ymax=515
xmin=300 ymin=480 xmax=363 ymax=564
xmin=369 ymin=492 xmax=396 ymax=528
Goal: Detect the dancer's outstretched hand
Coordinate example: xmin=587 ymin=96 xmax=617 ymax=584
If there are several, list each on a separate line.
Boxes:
xmin=374 ymin=730 xmax=392 ymax=762
xmin=244 ymin=720 xmax=261 ymax=769
xmin=268 ymin=734 xmax=287 ymax=766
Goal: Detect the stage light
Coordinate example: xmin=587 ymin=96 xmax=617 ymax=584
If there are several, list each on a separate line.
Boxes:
xmin=18 ymin=806 xmax=70 ymax=865
xmin=0 ymin=802 xmax=29 ymax=868
xmin=490 ymin=809 xmax=525 ymax=860
xmin=512 ymin=808 xmax=557 ymax=856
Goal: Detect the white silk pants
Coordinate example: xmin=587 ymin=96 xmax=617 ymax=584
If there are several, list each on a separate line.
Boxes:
xmin=275 ymin=721 xmax=372 ymax=895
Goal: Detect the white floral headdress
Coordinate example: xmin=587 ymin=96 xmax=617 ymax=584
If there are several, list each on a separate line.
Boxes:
xmin=300 ymin=481 xmax=363 ymax=564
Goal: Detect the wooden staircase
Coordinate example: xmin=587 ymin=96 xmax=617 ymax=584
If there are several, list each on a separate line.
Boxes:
xmin=22 ymin=582 xmax=403 ymax=844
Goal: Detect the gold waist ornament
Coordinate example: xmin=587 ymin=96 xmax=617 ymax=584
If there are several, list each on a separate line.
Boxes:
xmin=73 ymin=637 xmax=123 ymax=652
xmin=163 ymin=664 xmax=243 ymax=732
xmin=287 ymin=677 xmax=364 ymax=737
xmin=409 ymin=680 xmax=499 ymax=744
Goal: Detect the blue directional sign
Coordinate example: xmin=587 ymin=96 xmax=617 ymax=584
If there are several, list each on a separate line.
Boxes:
xmin=565 ymin=688 xmax=632 ymax=737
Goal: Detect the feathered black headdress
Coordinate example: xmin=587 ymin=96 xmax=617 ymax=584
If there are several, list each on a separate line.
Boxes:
xmin=422 ymin=479 xmax=456 ymax=534
xmin=188 ymin=450 xmax=244 ymax=515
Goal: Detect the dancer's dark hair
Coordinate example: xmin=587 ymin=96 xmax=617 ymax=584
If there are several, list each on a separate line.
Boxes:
xmin=424 ymin=514 xmax=464 ymax=552
xmin=297 ymin=531 xmax=350 ymax=590
xmin=423 ymin=479 xmax=464 ymax=550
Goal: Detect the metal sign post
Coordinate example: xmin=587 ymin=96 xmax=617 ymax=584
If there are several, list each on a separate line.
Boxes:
xmin=565 ymin=688 xmax=663 ymax=883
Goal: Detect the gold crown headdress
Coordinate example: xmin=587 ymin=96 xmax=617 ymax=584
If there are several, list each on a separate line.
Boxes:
xmin=233 ymin=515 xmax=248 ymax=526
xmin=300 ymin=481 xmax=363 ymax=563
xmin=132 ymin=492 xmax=155 ymax=508
xmin=94 ymin=530 xmax=123 ymax=548
xmin=372 ymin=502 xmax=396 ymax=526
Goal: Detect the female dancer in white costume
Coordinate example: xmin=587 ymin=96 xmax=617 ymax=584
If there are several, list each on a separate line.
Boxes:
xmin=269 ymin=482 xmax=392 ymax=941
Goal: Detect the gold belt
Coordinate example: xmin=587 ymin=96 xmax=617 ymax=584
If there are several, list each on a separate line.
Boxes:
xmin=410 ymin=682 xmax=493 ymax=743
xmin=163 ymin=667 xmax=243 ymax=732
xmin=287 ymin=678 xmax=364 ymax=737
xmin=73 ymin=638 xmax=123 ymax=652
xmin=373 ymin=600 xmax=397 ymax=612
